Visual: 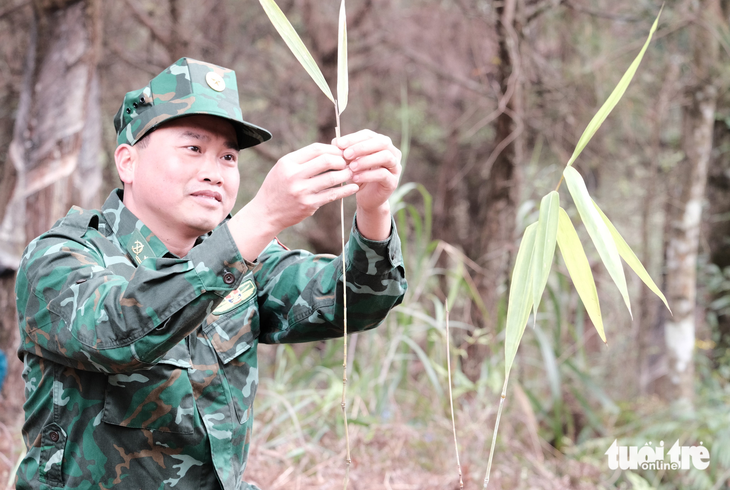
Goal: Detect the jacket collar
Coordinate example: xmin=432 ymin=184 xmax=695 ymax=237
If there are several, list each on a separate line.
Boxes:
xmin=101 ymin=189 xmax=171 ymax=263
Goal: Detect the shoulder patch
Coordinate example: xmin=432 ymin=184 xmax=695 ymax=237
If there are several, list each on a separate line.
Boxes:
xmin=213 ymin=279 xmax=256 ymax=315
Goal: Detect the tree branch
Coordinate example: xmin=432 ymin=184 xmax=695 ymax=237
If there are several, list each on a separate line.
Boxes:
xmin=108 ymin=42 xmax=164 ymax=76
xmin=120 ymin=0 xmax=172 ymax=53
xmin=389 ymin=42 xmax=495 ymax=99
xmin=563 ymin=0 xmax=644 ymax=22
xmin=0 ymin=0 xmax=30 ymax=20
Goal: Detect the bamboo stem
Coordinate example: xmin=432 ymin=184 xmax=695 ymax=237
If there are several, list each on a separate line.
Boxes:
xmin=335 ymin=103 xmax=352 ymax=490
xmin=445 ymin=306 xmax=464 ymax=489
xmin=555 ymin=174 xmax=565 ymax=192
xmin=483 ymin=378 xmax=509 ymax=489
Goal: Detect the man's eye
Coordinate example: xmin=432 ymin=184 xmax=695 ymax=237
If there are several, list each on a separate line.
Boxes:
xmin=187 ymin=146 xmax=201 ymax=152
xmin=223 ymin=154 xmax=237 ymax=162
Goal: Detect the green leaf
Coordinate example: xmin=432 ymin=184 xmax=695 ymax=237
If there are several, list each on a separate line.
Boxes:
xmin=564 ymin=166 xmax=632 ymax=318
xmin=556 ymin=207 xmax=605 ymax=343
xmin=593 ymin=200 xmax=671 ymax=314
xmin=259 ymin=0 xmax=334 ymax=103
xmin=337 ymin=0 xmax=348 ymax=115
xmin=504 ymin=222 xmax=537 ymax=380
xmin=566 ymin=8 xmax=662 ymax=167
xmin=532 ymin=191 xmax=560 ymax=321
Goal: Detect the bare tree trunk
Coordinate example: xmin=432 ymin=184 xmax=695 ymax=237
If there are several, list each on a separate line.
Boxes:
xmin=705 ymin=119 xmax=730 ymax=360
xmin=0 ymin=0 xmax=101 ymax=415
xmin=637 ymin=59 xmax=680 ymax=395
xmin=661 ymin=0 xmax=719 ymax=404
xmin=462 ymin=0 xmax=523 ymax=381
xmin=704 ymin=0 xmax=730 ymax=374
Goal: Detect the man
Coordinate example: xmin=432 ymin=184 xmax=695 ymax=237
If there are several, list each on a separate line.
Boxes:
xmin=15 ymin=58 xmax=407 ymax=489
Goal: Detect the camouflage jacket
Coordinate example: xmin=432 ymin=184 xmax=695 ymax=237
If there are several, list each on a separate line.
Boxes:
xmin=15 ymin=189 xmax=407 ymax=490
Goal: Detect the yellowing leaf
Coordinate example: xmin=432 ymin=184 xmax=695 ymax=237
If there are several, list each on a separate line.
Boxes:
xmin=505 ymin=222 xmax=537 ymax=380
xmin=556 ymin=208 xmax=605 ymax=343
xmin=259 ymin=0 xmax=334 ymax=103
xmin=593 ymin=200 xmax=671 ymax=314
xmin=564 ymin=166 xmax=632 ymax=318
xmin=566 ymin=8 xmax=662 ymax=167
xmin=337 ymin=0 xmax=348 ymax=115
xmin=532 ymin=191 xmax=560 ymax=322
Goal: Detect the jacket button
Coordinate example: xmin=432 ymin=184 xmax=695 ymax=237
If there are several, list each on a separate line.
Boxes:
xmin=49 ymin=431 xmax=59 ymax=442
xmin=223 ymin=271 xmax=235 ymax=285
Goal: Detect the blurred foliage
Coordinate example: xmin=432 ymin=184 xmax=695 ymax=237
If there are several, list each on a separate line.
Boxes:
xmin=255 ymin=183 xmax=730 ymax=487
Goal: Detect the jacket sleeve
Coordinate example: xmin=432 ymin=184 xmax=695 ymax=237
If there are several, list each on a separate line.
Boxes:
xmin=16 ymin=212 xmax=250 ymax=373
xmin=255 ymin=215 xmax=407 ymax=344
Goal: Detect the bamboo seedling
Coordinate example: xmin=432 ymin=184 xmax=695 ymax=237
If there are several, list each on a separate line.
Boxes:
xmin=445 ymin=306 xmax=464 ymax=489
xmin=484 ymin=8 xmax=670 ymax=489
xmin=258 ymin=0 xmax=352 ymax=487
xmin=259 ymin=0 xmax=352 ymax=489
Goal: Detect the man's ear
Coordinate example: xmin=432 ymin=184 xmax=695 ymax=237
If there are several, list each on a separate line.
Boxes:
xmin=114 ymin=144 xmax=137 ymax=185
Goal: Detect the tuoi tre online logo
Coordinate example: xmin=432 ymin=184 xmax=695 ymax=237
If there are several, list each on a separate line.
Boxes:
xmin=605 ymin=440 xmax=710 ymax=471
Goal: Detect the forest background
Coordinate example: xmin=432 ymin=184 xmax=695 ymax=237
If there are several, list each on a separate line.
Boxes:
xmin=0 ymin=0 xmax=729 ymax=488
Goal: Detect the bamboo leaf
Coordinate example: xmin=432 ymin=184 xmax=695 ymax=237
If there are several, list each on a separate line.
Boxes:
xmin=532 ymin=191 xmax=560 ymax=321
xmin=337 ymin=0 xmax=348 ymax=115
xmin=556 ymin=207 xmax=605 ymax=343
xmin=504 ymin=222 xmax=538 ymax=380
xmin=259 ymin=0 xmax=335 ymax=103
xmin=566 ymin=8 xmax=661 ymax=167
xmin=593 ymin=200 xmax=671 ymax=314
xmin=564 ymin=166 xmax=632 ymax=318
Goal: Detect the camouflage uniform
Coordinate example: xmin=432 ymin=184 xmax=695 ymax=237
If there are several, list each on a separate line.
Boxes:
xmin=15 ymin=58 xmax=407 ymax=490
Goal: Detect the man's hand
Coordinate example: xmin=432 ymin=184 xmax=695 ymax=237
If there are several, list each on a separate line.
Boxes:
xmin=334 ymin=130 xmax=402 ymax=241
xmin=251 ymin=143 xmax=360 ymax=232
xmin=228 ymin=130 xmax=401 ymax=261
xmin=229 ymin=142 xmax=357 ymax=260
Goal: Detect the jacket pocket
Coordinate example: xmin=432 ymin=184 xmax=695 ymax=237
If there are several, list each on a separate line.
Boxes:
xmin=102 ymin=350 xmax=195 ymax=434
xmin=204 ymin=280 xmax=259 ymax=363
xmin=203 ymin=294 xmax=259 ymax=423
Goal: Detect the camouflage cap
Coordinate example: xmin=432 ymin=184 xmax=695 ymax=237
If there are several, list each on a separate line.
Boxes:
xmin=114 ymin=58 xmax=272 ymax=149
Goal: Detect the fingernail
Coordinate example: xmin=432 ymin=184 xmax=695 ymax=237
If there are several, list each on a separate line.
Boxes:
xmin=344 ymin=149 xmax=354 ymax=159
xmin=350 ymin=162 xmax=358 ymax=171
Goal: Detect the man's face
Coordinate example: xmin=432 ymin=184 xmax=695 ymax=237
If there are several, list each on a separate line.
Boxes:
xmin=119 ymin=115 xmax=241 ymax=244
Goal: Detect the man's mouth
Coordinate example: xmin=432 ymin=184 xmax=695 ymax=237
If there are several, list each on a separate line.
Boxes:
xmin=190 ymin=190 xmax=223 ymax=203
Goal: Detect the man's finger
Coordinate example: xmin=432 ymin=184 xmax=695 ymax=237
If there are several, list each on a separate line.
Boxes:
xmin=307 ymin=168 xmax=353 ymax=192
xmin=348 ymin=150 xmax=400 ymax=173
xmin=331 ymin=129 xmax=378 ymax=149
xmin=297 ymin=153 xmax=348 ymax=179
xmin=341 ymin=136 xmax=395 ymax=162
xmin=311 ymin=183 xmax=360 ymax=207
xmin=283 ymin=142 xmax=342 ymax=166
xmin=351 ymin=168 xmax=397 ymax=186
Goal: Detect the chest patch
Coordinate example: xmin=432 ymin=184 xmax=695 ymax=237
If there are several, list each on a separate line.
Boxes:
xmin=213 ymin=279 xmax=256 ymax=315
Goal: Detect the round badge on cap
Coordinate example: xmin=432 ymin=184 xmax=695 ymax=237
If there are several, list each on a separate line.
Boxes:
xmin=206 ymin=71 xmax=226 ymax=92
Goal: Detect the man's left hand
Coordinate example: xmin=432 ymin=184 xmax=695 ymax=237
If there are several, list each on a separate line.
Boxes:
xmin=333 ymin=130 xmax=402 ymax=241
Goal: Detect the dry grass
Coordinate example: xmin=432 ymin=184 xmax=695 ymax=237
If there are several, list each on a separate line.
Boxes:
xmin=0 ymin=383 xmax=605 ymax=490
xmin=244 ymin=419 xmax=605 ymax=490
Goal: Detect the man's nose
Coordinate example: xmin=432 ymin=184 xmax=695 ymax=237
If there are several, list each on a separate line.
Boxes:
xmin=199 ymin=154 xmax=223 ymax=184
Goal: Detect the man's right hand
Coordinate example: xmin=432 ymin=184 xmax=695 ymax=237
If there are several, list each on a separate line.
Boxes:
xmin=227 ymin=143 xmax=359 ymax=261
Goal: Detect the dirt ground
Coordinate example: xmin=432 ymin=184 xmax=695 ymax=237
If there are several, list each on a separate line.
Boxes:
xmin=0 ymin=356 xmax=603 ymax=490
xmin=0 ymin=410 xmax=604 ymax=490
xmin=242 ymin=427 xmax=604 ymax=490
